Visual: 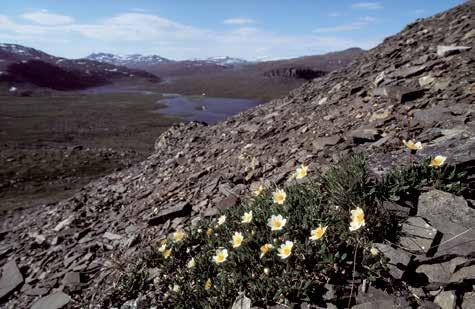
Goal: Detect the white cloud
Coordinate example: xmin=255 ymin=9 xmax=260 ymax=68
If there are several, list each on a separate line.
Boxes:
xmin=410 ymin=9 xmax=425 ymax=15
xmin=314 ymin=17 xmax=377 ymax=33
xmin=1 ymin=11 xmax=379 ymax=60
xmin=223 ymin=18 xmax=256 ymax=25
xmin=351 ymin=2 xmax=383 ymax=10
xmin=22 ymin=10 xmax=75 ymax=25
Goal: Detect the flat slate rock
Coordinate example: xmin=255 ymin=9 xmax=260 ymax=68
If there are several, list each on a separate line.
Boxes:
xmin=416 ymin=257 xmax=467 ymax=283
xmin=374 ymin=243 xmax=411 ymax=279
xmin=148 ymin=201 xmax=192 ymax=226
xmin=30 ymin=292 xmax=71 ymax=309
xmin=417 ymin=190 xmax=475 ymax=256
xmin=437 ymin=45 xmax=471 ymax=57
xmin=399 ymin=217 xmax=437 ymax=254
xmin=0 ymin=260 xmax=23 ymax=300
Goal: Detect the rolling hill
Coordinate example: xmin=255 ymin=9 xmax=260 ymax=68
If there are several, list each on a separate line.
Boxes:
xmin=0 ymin=44 xmax=159 ymax=94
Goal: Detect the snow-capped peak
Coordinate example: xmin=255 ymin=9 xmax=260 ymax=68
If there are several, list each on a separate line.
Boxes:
xmin=204 ymin=56 xmax=248 ymax=65
xmin=87 ymin=53 xmax=172 ymax=66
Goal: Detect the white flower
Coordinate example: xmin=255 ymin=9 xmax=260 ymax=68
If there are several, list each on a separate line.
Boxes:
xmin=267 ymin=214 xmax=287 ymax=231
xmin=217 ymin=215 xmax=226 ymax=226
xmin=213 ymin=248 xmax=228 ymax=264
xmin=295 ymin=164 xmax=308 ymax=179
xmin=272 ymin=189 xmax=287 ymax=204
xmin=173 ymin=230 xmax=185 ymax=242
xmin=260 ymin=243 xmax=273 ymax=258
xmin=403 ymin=140 xmax=423 ymax=151
xmin=277 ymin=241 xmax=294 ymax=259
xmin=241 ymin=211 xmax=253 ymax=224
xmin=309 ymin=225 xmax=328 ymax=241
xmin=231 ymin=232 xmax=244 ymax=248
xmin=429 ymin=155 xmax=447 ymax=168
xmin=349 ymin=207 xmax=365 ymax=231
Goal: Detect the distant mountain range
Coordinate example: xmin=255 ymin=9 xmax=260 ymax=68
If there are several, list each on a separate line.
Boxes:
xmin=0 ymin=44 xmax=158 ymax=93
xmin=86 ymin=53 xmax=249 ymax=67
xmin=0 ymin=43 xmax=364 ymax=98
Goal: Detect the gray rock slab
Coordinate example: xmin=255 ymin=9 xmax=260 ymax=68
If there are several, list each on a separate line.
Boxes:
xmin=147 ymin=201 xmax=192 ymax=226
xmin=399 ymin=217 xmax=437 ymax=254
xmin=374 ymin=243 xmax=411 ymax=279
xmin=437 ymin=45 xmax=471 ymax=57
xmin=417 ymin=190 xmax=475 ymax=256
xmin=30 ymin=292 xmax=71 ymax=309
xmin=434 ymin=290 xmax=456 ymax=309
xmin=0 ymin=260 xmax=23 ymax=300
xmin=416 ymin=257 xmax=467 ymax=283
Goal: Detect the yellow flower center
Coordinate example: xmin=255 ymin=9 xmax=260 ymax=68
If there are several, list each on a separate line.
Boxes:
xmin=272 ymin=220 xmax=282 ymax=229
xmin=282 ymin=247 xmax=290 ymax=255
xmin=355 ymin=212 xmax=364 ymax=223
xmin=314 ymin=228 xmax=324 ymax=238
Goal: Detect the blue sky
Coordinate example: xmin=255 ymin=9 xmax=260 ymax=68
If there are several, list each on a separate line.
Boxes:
xmin=0 ymin=0 xmax=465 ymax=60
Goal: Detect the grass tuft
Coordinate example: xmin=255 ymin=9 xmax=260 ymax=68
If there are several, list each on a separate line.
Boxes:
xmin=104 ymin=153 xmax=467 ymax=308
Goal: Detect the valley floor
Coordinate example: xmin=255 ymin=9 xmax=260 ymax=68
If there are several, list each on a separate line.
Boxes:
xmin=0 ymin=92 xmax=179 ymax=212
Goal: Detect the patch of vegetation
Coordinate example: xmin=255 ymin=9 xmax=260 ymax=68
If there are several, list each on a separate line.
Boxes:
xmin=106 ymin=153 xmax=465 ymax=308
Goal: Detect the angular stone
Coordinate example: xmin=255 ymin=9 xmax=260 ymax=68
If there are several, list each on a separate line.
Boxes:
xmin=374 ymin=71 xmax=385 ymax=87
xmin=434 ymin=290 xmax=456 ymax=309
xmin=54 ymin=215 xmax=75 ymax=232
xmin=419 ymin=75 xmax=436 ymax=88
xmin=0 ymin=260 xmax=23 ymax=300
xmin=462 ymin=292 xmax=475 ymax=309
xmin=352 ymin=300 xmax=396 ymax=309
xmin=395 ymin=64 xmax=427 ymax=78
xmin=317 ymin=97 xmax=328 ymax=105
xmin=417 ymin=190 xmax=475 ymax=256
xmin=31 ymin=292 xmax=71 ymax=309
xmin=382 ymin=201 xmax=410 ymax=220
xmin=111 ymin=184 xmax=127 ymax=194
xmin=62 ymin=271 xmax=81 ymax=291
xmin=416 ymin=257 xmax=467 ymax=283
xmin=148 ymin=201 xmax=192 ymax=226
xmin=385 ymin=86 xmax=426 ymax=103
xmin=463 ymin=29 xmax=475 ymax=40
xmin=24 ymin=287 xmax=50 ymax=296
xmin=412 ymin=106 xmax=451 ymax=127
xmin=313 ymin=135 xmax=343 ymax=150
xmin=450 ymin=264 xmax=475 ymax=282
xmin=437 ymin=45 xmax=471 ymax=57
xmin=103 ymin=232 xmax=123 ymax=241
xmin=399 ymin=217 xmax=437 ymax=254
xmin=348 ymin=128 xmax=381 ymax=144
xmin=374 ymin=243 xmax=411 ymax=279
xmin=216 ymin=195 xmax=239 ymax=211
xmin=369 ymin=109 xmax=391 ymax=123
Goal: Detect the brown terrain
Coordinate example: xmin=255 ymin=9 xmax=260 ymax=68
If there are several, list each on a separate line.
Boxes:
xmin=0 ymin=44 xmax=360 ymax=214
xmin=92 ymin=48 xmax=365 ymax=101
xmin=0 ymin=1 xmax=474 ymax=308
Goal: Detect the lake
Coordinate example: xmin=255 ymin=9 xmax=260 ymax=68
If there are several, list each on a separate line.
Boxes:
xmin=81 ymin=86 xmax=262 ymax=124
xmin=155 ymin=95 xmax=262 ymax=124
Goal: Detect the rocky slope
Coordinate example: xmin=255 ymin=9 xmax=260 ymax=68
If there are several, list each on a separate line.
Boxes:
xmin=1 ymin=2 xmax=474 ymax=308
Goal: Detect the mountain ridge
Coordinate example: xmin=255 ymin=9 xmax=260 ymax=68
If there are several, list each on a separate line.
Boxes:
xmin=0 ymin=43 xmax=159 ymax=92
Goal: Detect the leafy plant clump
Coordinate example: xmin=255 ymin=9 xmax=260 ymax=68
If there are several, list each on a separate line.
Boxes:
xmin=107 ymin=153 xmax=466 ymax=308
